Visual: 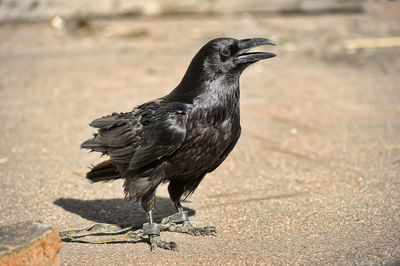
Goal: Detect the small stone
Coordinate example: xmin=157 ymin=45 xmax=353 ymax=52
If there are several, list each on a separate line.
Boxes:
xmin=0 ymin=221 xmax=62 ymax=266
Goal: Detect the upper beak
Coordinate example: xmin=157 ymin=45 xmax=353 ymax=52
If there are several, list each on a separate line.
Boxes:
xmin=234 ymin=38 xmax=276 ymax=65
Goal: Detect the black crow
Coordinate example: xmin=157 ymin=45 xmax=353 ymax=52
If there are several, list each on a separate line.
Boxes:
xmin=81 ymin=37 xmax=276 ymax=250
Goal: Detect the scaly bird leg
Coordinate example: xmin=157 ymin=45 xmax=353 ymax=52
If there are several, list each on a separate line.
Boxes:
xmin=161 ymin=201 xmax=216 ymax=236
xmin=143 ymin=210 xmax=178 ymax=251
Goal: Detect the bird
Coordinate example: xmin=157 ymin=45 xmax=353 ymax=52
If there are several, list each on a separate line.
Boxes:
xmin=81 ymin=37 xmax=276 ymax=250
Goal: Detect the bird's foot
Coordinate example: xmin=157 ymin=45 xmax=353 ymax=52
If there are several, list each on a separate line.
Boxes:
xmin=162 ymin=221 xmax=217 ymax=236
xmin=160 ymin=211 xmax=216 ymax=236
xmin=149 ymin=235 xmax=178 ymax=251
xmin=143 ymin=222 xmax=178 ymax=251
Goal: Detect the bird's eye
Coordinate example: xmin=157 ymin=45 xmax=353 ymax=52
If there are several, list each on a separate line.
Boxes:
xmin=221 ymin=48 xmax=230 ymax=57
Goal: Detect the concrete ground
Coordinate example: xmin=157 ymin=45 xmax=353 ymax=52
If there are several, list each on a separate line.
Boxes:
xmin=1 ymin=2 xmax=400 ymax=265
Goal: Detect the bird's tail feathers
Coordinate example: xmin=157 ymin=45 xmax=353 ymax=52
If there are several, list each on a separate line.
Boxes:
xmin=86 ymin=160 xmax=121 ymax=182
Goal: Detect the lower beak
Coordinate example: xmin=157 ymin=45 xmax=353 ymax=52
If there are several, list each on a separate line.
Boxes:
xmin=234 ymin=38 xmax=276 ymax=64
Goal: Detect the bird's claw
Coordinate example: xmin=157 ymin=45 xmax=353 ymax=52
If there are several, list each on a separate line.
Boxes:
xmin=149 ymin=235 xmax=178 ymax=251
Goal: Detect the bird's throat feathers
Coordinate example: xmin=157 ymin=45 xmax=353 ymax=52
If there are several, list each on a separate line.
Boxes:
xmin=168 ymin=70 xmax=240 ymax=106
xmin=196 ymin=76 xmax=240 ymax=107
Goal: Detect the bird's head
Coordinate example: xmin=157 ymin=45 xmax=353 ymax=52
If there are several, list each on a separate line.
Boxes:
xmin=169 ymin=37 xmax=276 ymax=102
xmin=193 ymin=37 xmax=276 ymax=78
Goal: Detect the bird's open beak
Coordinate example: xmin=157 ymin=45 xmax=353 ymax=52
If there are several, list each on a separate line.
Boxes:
xmin=234 ymin=38 xmax=276 ymax=65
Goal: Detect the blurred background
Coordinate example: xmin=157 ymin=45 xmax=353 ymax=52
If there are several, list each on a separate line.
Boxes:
xmin=0 ymin=0 xmax=399 ymax=265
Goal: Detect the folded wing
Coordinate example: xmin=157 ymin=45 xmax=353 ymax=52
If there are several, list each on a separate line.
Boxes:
xmin=81 ymin=100 xmax=192 ymax=175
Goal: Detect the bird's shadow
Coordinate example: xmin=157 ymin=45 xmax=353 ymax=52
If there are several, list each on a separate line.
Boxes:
xmin=54 ymin=197 xmax=195 ymax=228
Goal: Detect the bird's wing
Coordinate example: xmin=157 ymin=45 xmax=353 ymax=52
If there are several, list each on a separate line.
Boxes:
xmin=89 ymin=112 xmax=130 ymax=130
xmin=81 ymin=111 xmax=141 ymax=163
xmin=127 ymin=101 xmax=192 ymax=173
xmin=83 ymin=100 xmax=192 ymax=172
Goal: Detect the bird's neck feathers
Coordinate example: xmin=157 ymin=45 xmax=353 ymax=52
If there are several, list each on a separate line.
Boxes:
xmin=169 ymin=73 xmax=240 ymax=105
xmin=200 ymin=76 xmax=240 ymax=103
xmin=167 ymin=57 xmax=240 ymax=104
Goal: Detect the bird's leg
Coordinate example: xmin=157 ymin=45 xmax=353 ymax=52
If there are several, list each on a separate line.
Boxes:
xmin=162 ymin=181 xmax=216 ymax=236
xmin=161 ymin=200 xmax=216 ymax=236
xmin=143 ymin=210 xmax=178 ymax=251
xmin=160 ymin=201 xmax=189 ymax=224
xmin=141 ymin=192 xmax=178 ymax=251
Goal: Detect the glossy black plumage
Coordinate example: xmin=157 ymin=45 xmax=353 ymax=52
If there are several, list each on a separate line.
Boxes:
xmin=81 ymin=37 xmax=275 ymax=249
